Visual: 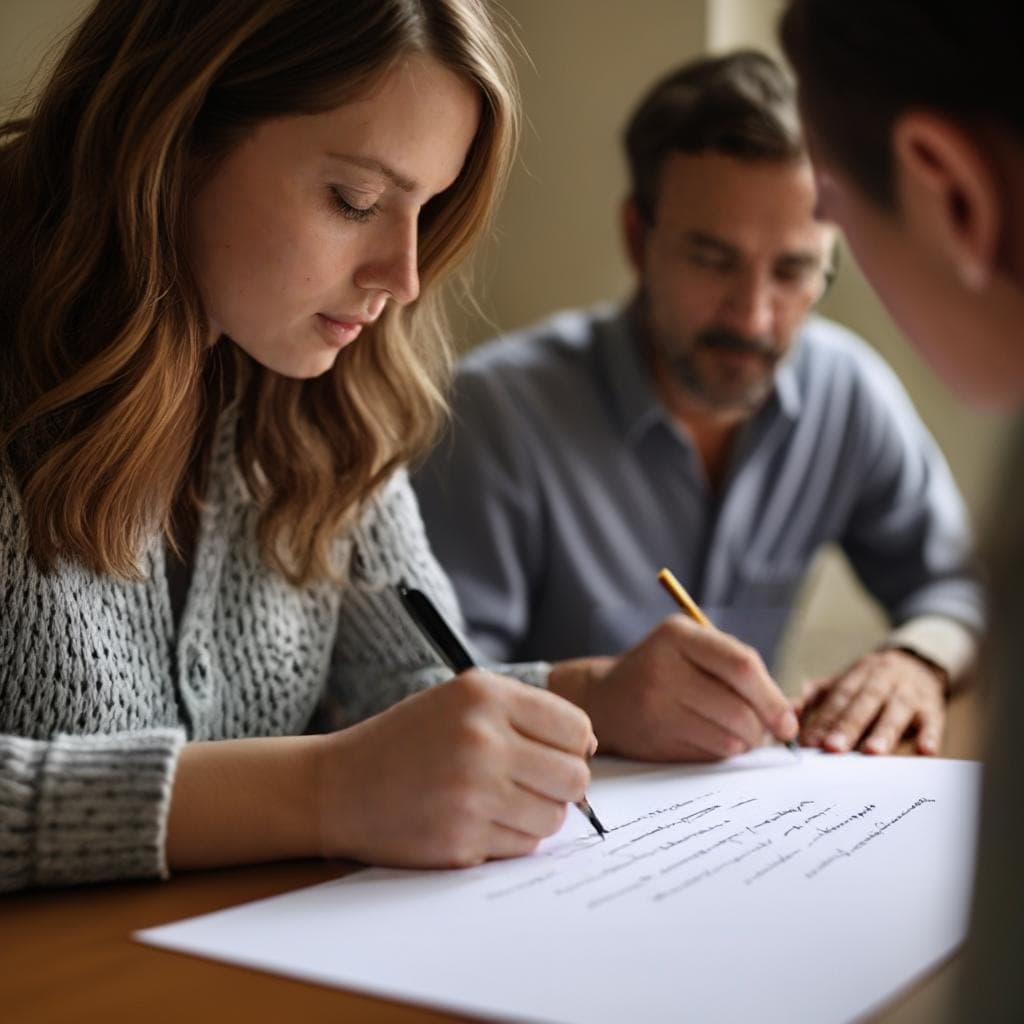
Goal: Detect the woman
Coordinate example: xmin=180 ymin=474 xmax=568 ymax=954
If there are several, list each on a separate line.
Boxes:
xmin=780 ymin=0 xmax=1023 ymax=1018
xmin=0 ymin=0 xmax=597 ymax=892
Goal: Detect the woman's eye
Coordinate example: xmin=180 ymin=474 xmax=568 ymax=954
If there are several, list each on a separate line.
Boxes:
xmin=329 ymin=187 xmax=380 ymax=223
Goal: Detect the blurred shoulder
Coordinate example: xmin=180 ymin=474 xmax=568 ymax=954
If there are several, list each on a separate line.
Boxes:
xmin=458 ymin=304 xmax=618 ymax=389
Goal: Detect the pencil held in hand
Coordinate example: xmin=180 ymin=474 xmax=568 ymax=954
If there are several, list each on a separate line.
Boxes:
xmin=656 ymin=568 xmax=799 ymax=755
xmin=656 ymin=568 xmax=711 ymax=626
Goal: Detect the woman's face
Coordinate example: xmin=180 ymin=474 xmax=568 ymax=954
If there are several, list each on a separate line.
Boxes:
xmin=190 ymin=55 xmax=481 ymax=379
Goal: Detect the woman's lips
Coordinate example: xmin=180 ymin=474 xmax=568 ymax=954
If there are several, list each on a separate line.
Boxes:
xmin=316 ymin=313 xmax=365 ymax=348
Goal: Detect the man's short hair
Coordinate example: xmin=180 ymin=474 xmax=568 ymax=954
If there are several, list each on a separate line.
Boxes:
xmin=624 ymin=49 xmax=803 ymax=223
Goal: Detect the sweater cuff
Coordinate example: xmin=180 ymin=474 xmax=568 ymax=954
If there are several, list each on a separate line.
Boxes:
xmin=881 ymin=615 xmax=979 ymax=691
xmin=29 ymin=729 xmax=185 ymax=889
xmin=497 ymin=661 xmax=552 ymax=689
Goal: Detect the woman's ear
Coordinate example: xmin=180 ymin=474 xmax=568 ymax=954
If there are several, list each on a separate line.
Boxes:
xmin=621 ymin=197 xmax=647 ymax=273
xmin=892 ymin=112 xmax=1001 ymax=291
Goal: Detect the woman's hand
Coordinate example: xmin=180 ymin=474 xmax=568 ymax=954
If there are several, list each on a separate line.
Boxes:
xmin=319 ymin=670 xmax=596 ymax=868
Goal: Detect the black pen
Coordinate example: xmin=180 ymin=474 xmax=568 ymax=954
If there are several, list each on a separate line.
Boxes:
xmin=396 ymin=583 xmax=607 ymax=839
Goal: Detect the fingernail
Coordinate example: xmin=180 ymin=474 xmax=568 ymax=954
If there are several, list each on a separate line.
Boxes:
xmin=825 ymin=732 xmax=849 ymax=752
xmin=863 ymin=738 xmax=883 ymax=755
xmin=779 ymin=710 xmax=799 ymax=739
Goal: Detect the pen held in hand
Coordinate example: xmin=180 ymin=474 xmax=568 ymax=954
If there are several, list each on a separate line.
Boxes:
xmin=656 ymin=568 xmax=800 ymax=756
xmin=396 ymin=583 xmax=607 ymax=839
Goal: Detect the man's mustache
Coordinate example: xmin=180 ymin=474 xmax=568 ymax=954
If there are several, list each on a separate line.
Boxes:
xmin=695 ymin=328 xmax=776 ymax=359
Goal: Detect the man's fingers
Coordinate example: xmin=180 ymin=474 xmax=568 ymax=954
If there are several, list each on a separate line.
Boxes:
xmin=861 ymin=697 xmax=916 ymax=755
xmin=800 ymin=666 xmax=870 ymax=745
xmin=668 ymin=701 xmax=756 ymax=760
xmin=675 ymin=670 xmax=765 ymax=750
xmin=821 ymin=679 xmax=890 ymax=752
xmin=914 ymin=703 xmax=946 ymax=756
xmin=794 ymin=676 xmax=831 ymax=715
xmin=662 ymin=617 xmax=795 ymax=739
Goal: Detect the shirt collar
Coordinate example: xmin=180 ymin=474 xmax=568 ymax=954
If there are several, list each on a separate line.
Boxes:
xmin=596 ymin=304 xmax=665 ymax=445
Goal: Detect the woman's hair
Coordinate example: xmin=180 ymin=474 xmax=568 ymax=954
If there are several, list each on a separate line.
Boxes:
xmin=0 ymin=0 xmax=519 ymax=583
xmin=780 ymin=0 xmax=1021 ymax=210
xmin=624 ymin=49 xmax=802 ymax=224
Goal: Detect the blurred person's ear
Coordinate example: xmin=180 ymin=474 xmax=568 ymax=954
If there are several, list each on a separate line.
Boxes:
xmin=621 ymin=197 xmax=647 ymax=272
xmin=893 ymin=112 xmax=1000 ymax=291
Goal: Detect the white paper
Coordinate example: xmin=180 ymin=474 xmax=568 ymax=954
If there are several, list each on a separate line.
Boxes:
xmin=137 ymin=750 xmax=981 ymax=1024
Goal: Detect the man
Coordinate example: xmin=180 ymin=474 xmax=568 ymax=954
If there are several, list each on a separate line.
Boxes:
xmin=415 ymin=50 xmax=984 ymax=757
xmin=779 ymin=2 xmax=1021 ymax=1019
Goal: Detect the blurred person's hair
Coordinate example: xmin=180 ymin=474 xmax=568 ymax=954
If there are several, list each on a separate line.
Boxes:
xmin=781 ymin=0 xmax=1019 ymax=209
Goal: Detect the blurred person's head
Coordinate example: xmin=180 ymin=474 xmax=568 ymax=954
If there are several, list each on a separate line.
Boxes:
xmin=781 ymin=0 xmax=1024 ymax=408
xmin=621 ymin=49 xmax=835 ymax=419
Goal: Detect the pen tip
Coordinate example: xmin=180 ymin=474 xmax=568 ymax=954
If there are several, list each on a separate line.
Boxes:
xmin=577 ymin=798 xmax=607 ymax=838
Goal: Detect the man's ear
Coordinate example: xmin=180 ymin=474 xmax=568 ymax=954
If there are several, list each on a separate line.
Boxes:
xmin=892 ymin=112 xmax=1001 ymax=290
xmin=621 ymin=197 xmax=647 ymax=273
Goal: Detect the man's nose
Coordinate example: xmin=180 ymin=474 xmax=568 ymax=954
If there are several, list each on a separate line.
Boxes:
xmin=719 ymin=269 xmax=775 ymax=339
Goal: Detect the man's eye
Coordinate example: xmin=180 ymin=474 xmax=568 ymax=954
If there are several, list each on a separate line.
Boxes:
xmin=775 ymin=265 xmax=816 ymax=287
xmin=687 ymin=251 xmax=732 ymax=272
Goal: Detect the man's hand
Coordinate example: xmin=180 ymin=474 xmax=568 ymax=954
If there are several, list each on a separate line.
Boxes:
xmin=796 ymin=649 xmax=947 ymax=755
xmin=550 ymin=615 xmax=798 ymax=762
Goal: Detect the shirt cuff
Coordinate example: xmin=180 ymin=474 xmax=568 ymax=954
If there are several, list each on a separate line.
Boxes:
xmin=881 ymin=615 xmax=979 ymax=690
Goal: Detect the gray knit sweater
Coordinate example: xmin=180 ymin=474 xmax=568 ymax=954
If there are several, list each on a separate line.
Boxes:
xmin=0 ymin=406 xmax=547 ymax=892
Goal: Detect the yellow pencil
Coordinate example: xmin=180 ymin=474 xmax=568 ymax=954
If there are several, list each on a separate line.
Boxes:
xmin=656 ymin=567 xmax=799 ymax=754
xmin=656 ymin=567 xmax=711 ymax=627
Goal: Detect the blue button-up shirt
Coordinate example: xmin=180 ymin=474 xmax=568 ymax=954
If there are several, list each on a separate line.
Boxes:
xmin=414 ymin=306 xmax=983 ymax=669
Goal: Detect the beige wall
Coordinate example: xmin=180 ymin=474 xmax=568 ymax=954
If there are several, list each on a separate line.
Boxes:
xmin=4 ymin=1 xmax=1008 ymax=687
xmin=0 ymin=0 xmax=91 ymax=117
xmin=452 ymin=1 xmax=708 ymax=346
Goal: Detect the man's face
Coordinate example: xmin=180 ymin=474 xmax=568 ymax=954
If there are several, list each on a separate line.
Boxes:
xmin=634 ymin=152 xmax=834 ymax=415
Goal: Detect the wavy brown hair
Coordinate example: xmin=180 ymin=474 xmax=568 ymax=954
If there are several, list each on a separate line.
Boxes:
xmin=0 ymin=0 xmax=519 ymax=583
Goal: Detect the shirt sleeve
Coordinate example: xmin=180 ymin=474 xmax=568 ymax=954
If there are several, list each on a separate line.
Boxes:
xmin=324 ymin=468 xmax=548 ymax=728
xmin=838 ymin=349 xmax=986 ymax=651
xmin=882 ymin=614 xmax=978 ymax=687
xmin=411 ymin=366 xmax=542 ymax=662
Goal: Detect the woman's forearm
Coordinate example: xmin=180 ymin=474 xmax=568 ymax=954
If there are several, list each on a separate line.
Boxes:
xmin=166 ymin=735 xmax=326 ymax=870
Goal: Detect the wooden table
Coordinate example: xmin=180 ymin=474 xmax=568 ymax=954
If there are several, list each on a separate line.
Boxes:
xmin=2 ymin=693 xmax=983 ymax=1024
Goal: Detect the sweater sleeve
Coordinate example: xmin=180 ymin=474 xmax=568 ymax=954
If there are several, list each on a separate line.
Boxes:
xmin=323 ymin=468 xmax=549 ymax=727
xmin=0 ymin=728 xmax=184 ymax=893
xmin=0 ymin=464 xmax=187 ymax=892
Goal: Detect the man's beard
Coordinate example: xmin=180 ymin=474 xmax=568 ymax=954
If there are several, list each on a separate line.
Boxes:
xmin=662 ymin=326 xmax=780 ymax=413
